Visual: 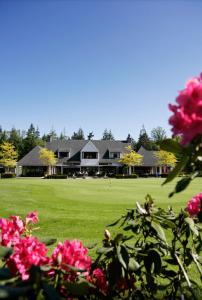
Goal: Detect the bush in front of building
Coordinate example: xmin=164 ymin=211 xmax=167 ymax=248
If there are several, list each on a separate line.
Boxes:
xmin=0 ymin=173 xmax=16 ymax=178
xmin=115 ymin=174 xmax=138 ymax=179
xmin=45 ymin=174 xmax=68 ymax=179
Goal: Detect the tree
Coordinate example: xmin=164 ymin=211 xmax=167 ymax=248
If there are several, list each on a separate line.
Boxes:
xmin=0 ymin=142 xmax=18 ymax=172
xmin=87 ymin=131 xmax=94 ymax=140
xmin=119 ymin=145 xmax=143 ymax=175
xmin=22 ymin=124 xmax=43 ymax=156
xmin=155 ymin=150 xmax=177 ymax=168
xmin=151 ymin=126 xmax=167 ymax=145
xmin=0 ymin=126 xmax=8 ymax=145
xmin=39 ymin=148 xmax=57 ymax=175
xmin=71 ymin=128 xmax=85 ymax=140
xmin=136 ymin=126 xmax=157 ymax=150
xmin=8 ymin=127 xmax=23 ymax=158
xmin=102 ymin=129 xmax=115 ymax=140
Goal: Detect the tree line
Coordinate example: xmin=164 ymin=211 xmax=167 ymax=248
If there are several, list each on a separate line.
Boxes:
xmin=0 ymin=124 xmax=168 ymax=160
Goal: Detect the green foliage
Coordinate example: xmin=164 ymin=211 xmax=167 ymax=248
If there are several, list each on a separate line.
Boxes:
xmin=151 ymin=126 xmax=167 ymax=144
xmin=102 ymin=129 xmax=115 ymax=140
xmin=0 ymin=142 xmax=18 ymax=170
xmin=161 ymin=136 xmax=202 ymax=196
xmin=71 ymin=128 xmax=85 ymax=140
xmin=0 ymin=173 xmax=16 ymax=178
xmin=96 ymin=196 xmax=202 ymax=299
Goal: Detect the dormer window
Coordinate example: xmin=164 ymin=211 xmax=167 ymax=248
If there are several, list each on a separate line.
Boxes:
xmin=109 ymin=152 xmax=120 ymax=159
xmin=59 ymin=151 xmax=69 ymax=159
xmin=82 ymin=152 xmax=98 ymax=159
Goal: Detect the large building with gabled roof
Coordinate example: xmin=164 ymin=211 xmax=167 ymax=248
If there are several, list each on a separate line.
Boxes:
xmin=17 ymin=141 xmax=169 ymax=177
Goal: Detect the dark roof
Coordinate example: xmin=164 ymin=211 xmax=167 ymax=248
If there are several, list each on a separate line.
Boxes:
xmin=17 ymin=146 xmax=45 ymax=166
xmin=137 ymin=146 xmax=158 ymax=167
xmin=17 ymin=140 xmax=130 ymax=166
xmin=46 ymin=140 xmax=130 ymax=162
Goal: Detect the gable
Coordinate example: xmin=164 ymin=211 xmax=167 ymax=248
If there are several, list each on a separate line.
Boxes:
xmin=81 ymin=141 xmax=98 ymax=152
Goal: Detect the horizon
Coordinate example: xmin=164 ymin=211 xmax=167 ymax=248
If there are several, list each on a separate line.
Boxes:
xmin=1 ymin=1 xmax=202 ymax=140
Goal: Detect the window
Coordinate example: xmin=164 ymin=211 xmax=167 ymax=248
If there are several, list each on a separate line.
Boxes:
xmin=82 ymin=152 xmax=98 ymax=159
xmin=109 ymin=152 xmax=120 ymax=159
xmin=59 ymin=152 xmax=69 ymax=159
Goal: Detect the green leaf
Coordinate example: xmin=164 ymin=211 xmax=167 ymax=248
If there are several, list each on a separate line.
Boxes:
xmin=0 ymin=246 xmax=13 ymax=259
xmin=96 ymin=247 xmax=113 ymax=254
xmin=0 ymin=268 xmax=12 ymax=280
xmin=108 ymin=217 xmax=123 ymax=227
xmin=175 ymin=177 xmax=191 ymax=193
xmin=117 ymin=245 xmax=129 ymax=269
xmin=144 ymin=249 xmax=162 ymax=274
xmin=0 ymin=286 xmax=31 ymax=299
xmin=65 ymin=279 xmax=94 ymax=296
xmin=39 ymin=238 xmax=57 ymax=246
xmin=151 ymin=221 xmax=167 ymax=244
xmin=114 ymin=233 xmax=124 ymax=245
xmin=128 ymin=258 xmax=140 ymax=271
xmin=42 ymin=283 xmax=61 ymax=300
xmin=163 ymin=155 xmax=189 ymax=185
xmin=160 ymin=139 xmax=183 ymax=154
xmin=185 ymin=217 xmax=199 ymax=236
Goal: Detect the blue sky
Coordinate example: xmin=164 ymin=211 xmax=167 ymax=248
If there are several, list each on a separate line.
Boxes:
xmin=0 ymin=0 xmax=202 ymax=140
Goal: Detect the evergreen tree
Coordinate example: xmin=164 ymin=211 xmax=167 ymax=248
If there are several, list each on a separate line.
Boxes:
xmin=8 ymin=128 xmax=23 ymax=158
xmin=0 ymin=126 xmax=8 ymax=144
xmin=71 ymin=128 xmax=85 ymax=140
xmin=136 ymin=126 xmax=158 ymax=150
xmin=102 ymin=129 xmax=115 ymax=140
xmin=22 ymin=124 xmax=43 ymax=156
xmin=151 ymin=126 xmax=167 ymax=145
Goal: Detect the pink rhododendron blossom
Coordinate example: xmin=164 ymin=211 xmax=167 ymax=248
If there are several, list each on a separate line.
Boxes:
xmin=7 ymin=236 xmax=48 ymax=280
xmin=51 ymin=240 xmax=91 ymax=274
xmin=92 ymin=268 xmax=108 ymax=293
xmin=169 ymin=73 xmax=202 ymax=145
xmin=25 ymin=211 xmax=39 ymax=225
xmin=186 ymin=192 xmax=202 ymax=217
xmin=0 ymin=216 xmax=24 ymax=247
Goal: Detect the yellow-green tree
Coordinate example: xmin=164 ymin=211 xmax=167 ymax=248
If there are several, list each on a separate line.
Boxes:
xmin=155 ymin=150 xmax=177 ymax=168
xmin=119 ymin=146 xmax=143 ymax=175
xmin=0 ymin=142 xmax=18 ymax=172
xmin=39 ymin=148 xmax=57 ymax=175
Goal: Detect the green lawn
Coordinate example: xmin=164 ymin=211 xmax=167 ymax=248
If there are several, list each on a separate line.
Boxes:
xmin=0 ymin=177 xmax=201 ymax=247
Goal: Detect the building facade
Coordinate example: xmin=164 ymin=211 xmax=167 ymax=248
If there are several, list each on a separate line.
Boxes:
xmin=17 ymin=140 xmax=171 ymax=177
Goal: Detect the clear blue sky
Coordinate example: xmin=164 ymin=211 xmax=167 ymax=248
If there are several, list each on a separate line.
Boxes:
xmin=0 ymin=0 xmax=202 ymax=140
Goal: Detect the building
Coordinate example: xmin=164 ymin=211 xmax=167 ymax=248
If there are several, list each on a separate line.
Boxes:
xmin=17 ymin=140 xmax=131 ymax=177
xmin=17 ymin=141 xmax=171 ymax=177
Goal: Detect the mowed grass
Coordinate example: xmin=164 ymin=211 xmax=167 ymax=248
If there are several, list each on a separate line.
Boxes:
xmin=0 ymin=177 xmax=201 ymax=246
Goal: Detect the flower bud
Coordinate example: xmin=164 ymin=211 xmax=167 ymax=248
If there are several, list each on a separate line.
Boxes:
xmin=104 ymin=229 xmax=111 ymax=240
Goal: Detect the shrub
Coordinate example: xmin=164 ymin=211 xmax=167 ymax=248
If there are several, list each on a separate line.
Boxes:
xmin=115 ymin=174 xmax=138 ymax=179
xmin=45 ymin=174 xmax=68 ymax=179
xmin=0 ymin=173 xmax=16 ymax=178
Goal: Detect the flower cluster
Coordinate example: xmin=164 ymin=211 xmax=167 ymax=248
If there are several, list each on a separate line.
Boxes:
xmin=51 ymin=240 xmax=92 ymax=273
xmin=169 ymin=73 xmax=202 ymax=145
xmin=0 ymin=216 xmax=24 ymax=247
xmin=7 ymin=236 xmax=48 ymax=280
xmin=186 ymin=192 xmax=202 ymax=217
xmin=91 ymin=268 xmax=108 ymax=294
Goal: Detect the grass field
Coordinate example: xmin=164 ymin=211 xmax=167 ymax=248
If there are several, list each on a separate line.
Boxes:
xmin=0 ymin=177 xmax=201 ymax=247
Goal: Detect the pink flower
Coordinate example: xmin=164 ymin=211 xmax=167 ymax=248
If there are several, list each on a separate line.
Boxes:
xmin=92 ymin=268 xmax=108 ymax=293
xmin=25 ymin=211 xmax=38 ymax=225
xmin=186 ymin=192 xmax=202 ymax=217
xmin=0 ymin=216 xmax=24 ymax=247
xmin=51 ymin=240 xmax=91 ymax=274
xmin=7 ymin=236 xmax=48 ymax=280
xmin=169 ymin=73 xmax=202 ymax=145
